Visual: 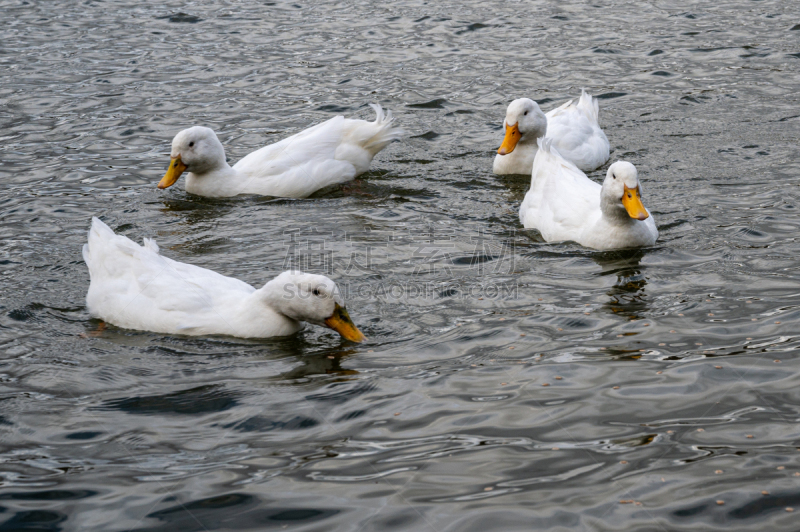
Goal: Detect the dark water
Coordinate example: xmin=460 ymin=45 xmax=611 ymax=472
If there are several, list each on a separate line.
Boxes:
xmin=2 ymin=0 xmax=800 ymax=530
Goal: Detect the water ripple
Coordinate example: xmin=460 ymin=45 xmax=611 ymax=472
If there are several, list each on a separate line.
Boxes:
xmin=2 ymin=0 xmax=800 ymax=530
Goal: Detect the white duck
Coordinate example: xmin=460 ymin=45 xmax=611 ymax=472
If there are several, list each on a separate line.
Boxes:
xmin=519 ymin=139 xmax=658 ymax=250
xmin=82 ymin=217 xmax=365 ymax=341
xmin=158 ymin=104 xmax=403 ymax=198
xmin=494 ymin=90 xmax=610 ymax=175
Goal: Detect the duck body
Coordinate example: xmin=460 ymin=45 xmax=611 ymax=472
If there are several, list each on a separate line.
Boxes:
xmin=82 ymin=218 xmax=365 ymax=340
xmin=519 ymin=139 xmax=657 ymax=250
xmin=494 ymin=90 xmax=610 ymax=175
xmin=159 ymin=104 xmax=402 ymax=198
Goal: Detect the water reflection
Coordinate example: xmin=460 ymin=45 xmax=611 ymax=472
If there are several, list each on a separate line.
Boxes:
xmin=4 ymin=0 xmax=800 ymax=528
xmin=493 ymin=172 xmax=530 ymax=204
xmin=277 ymin=348 xmax=360 ymax=381
xmin=592 ymin=248 xmax=649 ymax=319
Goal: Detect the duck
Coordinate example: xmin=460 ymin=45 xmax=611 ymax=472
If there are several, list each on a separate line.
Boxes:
xmin=157 ymin=104 xmax=403 ymax=198
xmin=519 ymin=139 xmax=658 ymax=250
xmin=82 ymin=217 xmax=365 ymax=341
xmin=494 ymin=90 xmax=610 ymax=175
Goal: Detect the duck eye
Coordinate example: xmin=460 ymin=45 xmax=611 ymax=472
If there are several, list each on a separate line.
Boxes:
xmin=524 ymin=111 xmax=528 ymax=116
xmin=612 ymin=173 xmax=616 ymax=179
xmin=189 ymin=141 xmax=194 ymax=147
xmin=312 ymin=289 xmax=320 ymax=296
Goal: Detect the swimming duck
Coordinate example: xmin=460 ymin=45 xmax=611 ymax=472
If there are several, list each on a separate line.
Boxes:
xmin=158 ymin=104 xmax=402 ymax=198
xmin=519 ymin=139 xmax=657 ymax=250
xmin=494 ymin=90 xmax=610 ymax=174
xmin=82 ymin=217 xmax=365 ymax=341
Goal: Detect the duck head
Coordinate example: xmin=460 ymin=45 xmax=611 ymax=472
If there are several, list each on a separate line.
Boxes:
xmin=158 ymin=126 xmax=227 ymax=189
xmin=261 ymin=272 xmax=366 ymax=342
xmin=601 ymin=161 xmax=649 ymax=221
xmin=497 ymin=98 xmax=548 ymax=156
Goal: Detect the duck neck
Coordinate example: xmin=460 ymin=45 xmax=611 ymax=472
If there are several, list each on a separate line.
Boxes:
xmin=190 ymin=161 xmax=236 ymax=180
xmin=185 ymin=163 xmax=239 ymax=196
xmin=507 ymin=129 xmax=544 ymax=172
xmin=235 ymin=284 xmax=303 ymax=337
xmin=518 ymin=128 xmax=544 ymax=148
xmin=600 ymin=195 xmax=638 ymax=227
xmin=520 ymin=113 xmax=547 ymax=144
xmin=256 ymin=280 xmax=289 ymax=315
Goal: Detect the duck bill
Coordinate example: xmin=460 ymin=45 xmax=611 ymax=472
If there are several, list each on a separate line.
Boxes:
xmin=158 ymin=156 xmax=187 ymax=189
xmin=621 ymin=185 xmax=649 ymax=220
xmin=324 ymin=303 xmax=366 ymax=343
xmin=497 ymin=122 xmax=521 ymax=155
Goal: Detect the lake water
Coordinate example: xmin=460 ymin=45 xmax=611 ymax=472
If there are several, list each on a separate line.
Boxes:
xmin=2 ymin=0 xmax=800 ymax=530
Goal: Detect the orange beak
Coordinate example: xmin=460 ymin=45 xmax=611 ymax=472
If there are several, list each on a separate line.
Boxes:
xmin=324 ymin=303 xmax=366 ymax=343
xmin=497 ymin=122 xmax=521 ymax=155
xmin=621 ymin=185 xmax=649 ymax=221
xmin=158 ymin=156 xmax=187 ymax=189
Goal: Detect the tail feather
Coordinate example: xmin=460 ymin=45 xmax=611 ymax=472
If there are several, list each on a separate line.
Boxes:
xmin=143 ymin=238 xmax=160 ymax=254
xmin=369 ymin=103 xmax=387 ymax=123
xmin=551 ymin=98 xmax=575 ymax=115
xmin=363 ymin=103 xmax=404 ymax=152
xmin=577 ymin=89 xmax=600 ymax=124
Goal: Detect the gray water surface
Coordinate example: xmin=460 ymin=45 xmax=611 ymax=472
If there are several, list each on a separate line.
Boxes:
xmin=2 ymin=0 xmax=800 ymax=530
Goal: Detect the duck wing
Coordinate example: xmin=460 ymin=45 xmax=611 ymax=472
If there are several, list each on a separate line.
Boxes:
xmin=520 ymin=139 xmax=601 ymax=242
xmin=232 ymin=116 xmax=358 ymax=198
xmin=83 ymin=218 xmax=254 ymax=332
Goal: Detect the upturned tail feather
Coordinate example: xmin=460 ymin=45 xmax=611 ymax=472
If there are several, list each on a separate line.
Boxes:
xmin=550 ymin=90 xmax=600 ymax=124
xmin=143 ymin=237 xmax=160 ymax=253
xmin=363 ymin=103 xmax=404 ymax=152
xmin=576 ymin=89 xmax=600 ymax=124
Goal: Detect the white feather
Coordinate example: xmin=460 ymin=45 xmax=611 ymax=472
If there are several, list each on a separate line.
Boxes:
xmin=494 ymin=90 xmax=610 ymax=175
xmin=83 ymin=218 xmax=358 ymax=338
xmin=164 ymin=104 xmax=403 ymax=198
xmin=519 ymin=139 xmax=658 ymax=250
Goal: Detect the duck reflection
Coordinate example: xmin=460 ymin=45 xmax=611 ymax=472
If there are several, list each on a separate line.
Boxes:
xmin=494 ymin=172 xmax=531 ymax=204
xmin=592 ymin=248 xmax=649 ymax=319
xmin=276 ymin=347 xmax=360 ymax=381
xmin=157 ymin=195 xmax=290 ymax=226
xmin=155 ymin=196 xmax=292 ymax=256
